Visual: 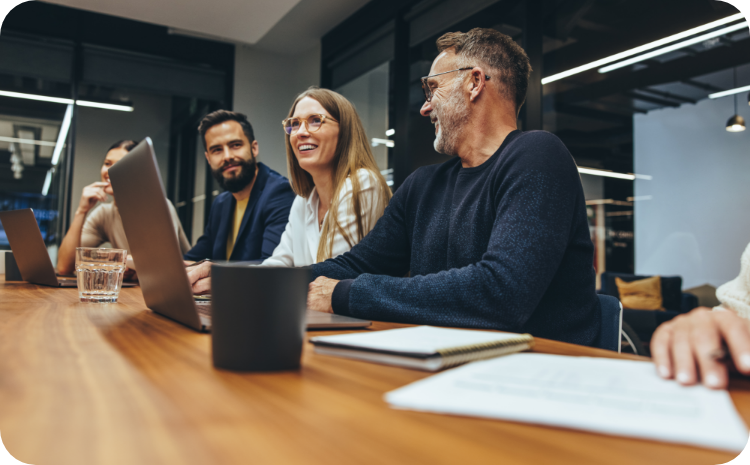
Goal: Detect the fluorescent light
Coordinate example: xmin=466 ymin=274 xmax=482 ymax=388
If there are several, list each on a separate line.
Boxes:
xmin=41 ymin=171 xmax=52 ymax=196
xmin=599 ymin=22 xmax=748 ymax=73
xmin=372 ymin=138 xmax=395 ymax=148
xmin=51 ymin=105 xmax=73 ymax=166
xmin=76 ymin=100 xmax=133 ymax=112
xmin=386 ymin=180 xmax=394 ymax=186
xmin=0 ymin=90 xmax=74 ymax=104
xmin=0 ymin=90 xmax=133 ymax=111
xmin=385 ymin=129 xmax=395 ymax=136
xmin=578 ymin=167 xmax=635 ymax=180
xmin=709 ymin=84 xmax=750 ymax=99
xmin=541 ymin=13 xmax=745 ymax=85
xmin=0 ymin=136 xmax=56 ymax=147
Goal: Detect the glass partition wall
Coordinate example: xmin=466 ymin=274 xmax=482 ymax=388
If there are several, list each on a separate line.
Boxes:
xmin=322 ymin=0 xmax=748 ymax=284
xmin=0 ymin=37 xmax=75 ymax=260
xmin=0 ymin=2 xmax=234 ymax=261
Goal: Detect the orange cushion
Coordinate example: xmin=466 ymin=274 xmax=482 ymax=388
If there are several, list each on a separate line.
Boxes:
xmin=615 ymin=276 xmax=664 ymax=311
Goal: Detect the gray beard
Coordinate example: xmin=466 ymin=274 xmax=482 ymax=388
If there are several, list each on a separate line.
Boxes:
xmin=432 ymin=79 xmax=470 ymax=156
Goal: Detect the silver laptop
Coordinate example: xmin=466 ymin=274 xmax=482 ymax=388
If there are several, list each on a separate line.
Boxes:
xmin=0 ymin=209 xmax=78 ymax=287
xmin=108 ymin=137 xmax=371 ymax=333
xmin=0 ymin=209 xmax=138 ymax=288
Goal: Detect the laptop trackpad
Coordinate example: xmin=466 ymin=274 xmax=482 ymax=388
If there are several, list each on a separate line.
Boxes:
xmin=305 ymin=310 xmax=371 ymax=329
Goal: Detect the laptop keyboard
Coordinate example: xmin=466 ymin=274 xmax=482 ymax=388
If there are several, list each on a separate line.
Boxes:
xmin=196 ymin=301 xmax=212 ymax=319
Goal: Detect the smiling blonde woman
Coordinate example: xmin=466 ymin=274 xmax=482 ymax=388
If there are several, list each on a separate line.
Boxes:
xmin=260 ymin=87 xmax=392 ymax=266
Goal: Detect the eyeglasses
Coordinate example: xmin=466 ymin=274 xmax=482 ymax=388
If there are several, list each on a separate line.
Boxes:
xmin=282 ymin=114 xmax=338 ymax=135
xmin=420 ymin=67 xmax=491 ymax=102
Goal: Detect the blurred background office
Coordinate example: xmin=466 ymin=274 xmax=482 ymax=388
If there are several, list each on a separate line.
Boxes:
xmin=0 ymin=0 xmax=747 ymax=313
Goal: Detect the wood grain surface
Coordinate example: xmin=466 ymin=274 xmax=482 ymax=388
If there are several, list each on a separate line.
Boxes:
xmin=0 ymin=277 xmax=747 ymax=465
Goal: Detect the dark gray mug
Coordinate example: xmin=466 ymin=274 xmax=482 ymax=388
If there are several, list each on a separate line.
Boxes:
xmin=210 ymin=264 xmax=310 ymax=371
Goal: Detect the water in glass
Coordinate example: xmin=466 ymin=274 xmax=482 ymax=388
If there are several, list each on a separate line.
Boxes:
xmin=76 ymin=248 xmax=127 ymax=303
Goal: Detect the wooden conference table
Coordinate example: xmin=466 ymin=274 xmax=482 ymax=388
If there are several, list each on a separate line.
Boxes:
xmin=0 ymin=278 xmax=747 ymax=465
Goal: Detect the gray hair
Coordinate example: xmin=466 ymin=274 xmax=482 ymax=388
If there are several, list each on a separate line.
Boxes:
xmin=436 ymin=28 xmax=531 ymax=113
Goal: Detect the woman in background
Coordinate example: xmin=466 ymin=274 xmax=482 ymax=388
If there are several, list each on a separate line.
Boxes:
xmin=57 ymin=140 xmax=190 ymax=276
xmin=187 ymin=87 xmax=392 ymax=293
xmin=261 ymin=87 xmax=392 ymax=266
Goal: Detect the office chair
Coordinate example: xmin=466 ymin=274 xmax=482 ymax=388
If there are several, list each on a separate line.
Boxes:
xmin=597 ymin=294 xmax=647 ymax=356
xmin=598 ymin=294 xmax=623 ymax=353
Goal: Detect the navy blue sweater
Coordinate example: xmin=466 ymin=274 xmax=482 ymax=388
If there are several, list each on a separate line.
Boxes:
xmin=311 ymin=130 xmax=601 ymax=346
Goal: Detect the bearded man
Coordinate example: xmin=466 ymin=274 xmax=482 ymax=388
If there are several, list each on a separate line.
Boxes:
xmin=184 ymin=110 xmax=295 ymax=262
xmin=307 ymin=28 xmax=600 ymax=346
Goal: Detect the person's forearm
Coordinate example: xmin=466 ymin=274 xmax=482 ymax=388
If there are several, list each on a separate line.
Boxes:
xmin=335 ymin=266 xmax=539 ymax=330
xmin=57 ymin=209 xmax=87 ymax=275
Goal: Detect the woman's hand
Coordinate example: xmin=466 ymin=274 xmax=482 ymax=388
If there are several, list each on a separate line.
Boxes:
xmin=78 ymin=182 xmax=110 ymax=214
xmin=652 ymin=307 xmax=750 ymax=389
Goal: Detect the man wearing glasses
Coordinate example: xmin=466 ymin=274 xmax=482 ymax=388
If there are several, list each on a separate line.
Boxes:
xmin=308 ymin=28 xmax=600 ymax=346
xmin=184 ymin=110 xmax=295 ymax=266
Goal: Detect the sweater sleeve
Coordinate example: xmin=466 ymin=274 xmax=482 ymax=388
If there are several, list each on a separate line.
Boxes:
xmin=80 ymin=205 xmax=107 ymax=247
xmin=333 ymin=135 xmax=584 ymax=330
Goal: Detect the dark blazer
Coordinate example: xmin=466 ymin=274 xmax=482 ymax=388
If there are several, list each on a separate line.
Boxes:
xmin=184 ymin=163 xmax=295 ymax=261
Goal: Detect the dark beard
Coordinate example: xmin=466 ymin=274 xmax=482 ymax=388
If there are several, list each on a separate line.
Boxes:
xmin=212 ymin=157 xmax=257 ymax=193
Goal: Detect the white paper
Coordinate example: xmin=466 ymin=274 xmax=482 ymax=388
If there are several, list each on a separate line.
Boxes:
xmin=385 ymin=353 xmax=749 ymax=452
xmin=310 ymin=326 xmax=525 ymax=355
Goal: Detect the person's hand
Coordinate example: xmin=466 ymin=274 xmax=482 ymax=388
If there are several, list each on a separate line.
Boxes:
xmin=77 ymin=182 xmax=110 ymax=214
xmin=123 ymin=267 xmax=138 ymax=282
xmin=186 ymin=261 xmax=212 ymax=295
xmin=307 ymin=277 xmax=339 ymax=313
xmin=652 ymin=307 xmax=750 ymax=389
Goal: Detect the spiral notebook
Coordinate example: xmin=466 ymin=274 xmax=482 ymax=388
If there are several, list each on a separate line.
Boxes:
xmin=310 ymin=326 xmax=534 ymax=371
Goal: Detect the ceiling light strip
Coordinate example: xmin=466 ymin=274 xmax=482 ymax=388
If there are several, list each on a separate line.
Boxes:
xmin=0 ymin=90 xmax=74 ymax=105
xmin=76 ymin=100 xmax=134 ymax=112
xmin=541 ymin=13 xmax=745 ymax=85
xmin=41 ymin=171 xmax=52 ymax=196
xmin=709 ymin=84 xmax=750 ymax=99
xmin=598 ymin=22 xmax=749 ymax=74
xmin=0 ymin=90 xmax=133 ymax=111
xmin=51 ymin=105 xmax=74 ymax=166
xmin=0 ymin=136 xmax=57 ymax=147
xmin=578 ymin=167 xmax=636 ymax=180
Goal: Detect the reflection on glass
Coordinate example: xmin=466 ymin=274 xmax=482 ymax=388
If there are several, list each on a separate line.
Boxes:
xmin=335 ymin=62 xmax=391 ymax=173
xmin=0 ymin=72 xmax=72 ymax=254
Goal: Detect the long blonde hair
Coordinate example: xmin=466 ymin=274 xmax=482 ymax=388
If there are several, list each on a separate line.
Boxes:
xmin=284 ymin=87 xmax=392 ymax=262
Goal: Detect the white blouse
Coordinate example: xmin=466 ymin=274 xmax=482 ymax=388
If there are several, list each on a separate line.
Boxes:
xmin=260 ymin=169 xmax=385 ymax=267
xmin=715 ymin=242 xmax=750 ymax=319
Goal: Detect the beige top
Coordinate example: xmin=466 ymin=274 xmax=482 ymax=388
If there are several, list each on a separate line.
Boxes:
xmin=226 ymin=196 xmax=250 ymax=260
xmin=715 ymin=242 xmax=750 ymax=319
xmin=81 ymin=201 xmax=191 ymax=254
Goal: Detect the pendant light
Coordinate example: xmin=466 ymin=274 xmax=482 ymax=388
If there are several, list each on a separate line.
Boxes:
xmin=726 ymin=68 xmax=746 ymax=132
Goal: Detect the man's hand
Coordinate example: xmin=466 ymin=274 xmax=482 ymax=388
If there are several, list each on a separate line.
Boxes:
xmin=307 ymin=277 xmax=339 ymax=314
xmin=77 ymin=182 xmax=109 ymax=214
xmin=651 ymin=307 xmax=750 ymax=389
xmin=186 ymin=261 xmax=212 ymax=295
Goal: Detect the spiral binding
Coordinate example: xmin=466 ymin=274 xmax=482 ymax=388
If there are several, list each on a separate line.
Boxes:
xmin=435 ymin=334 xmax=534 ymax=369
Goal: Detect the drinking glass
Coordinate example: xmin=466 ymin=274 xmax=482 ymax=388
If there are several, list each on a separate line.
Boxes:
xmin=75 ymin=248 xmax=127 ymax=303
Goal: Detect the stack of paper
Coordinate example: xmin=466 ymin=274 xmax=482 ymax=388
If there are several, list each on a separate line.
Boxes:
xmin=385 ymin=353 xmax=749 ymax=451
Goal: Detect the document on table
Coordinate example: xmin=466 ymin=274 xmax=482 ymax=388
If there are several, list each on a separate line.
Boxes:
xmin=385 ymin=353 xmax=749 ymax=452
